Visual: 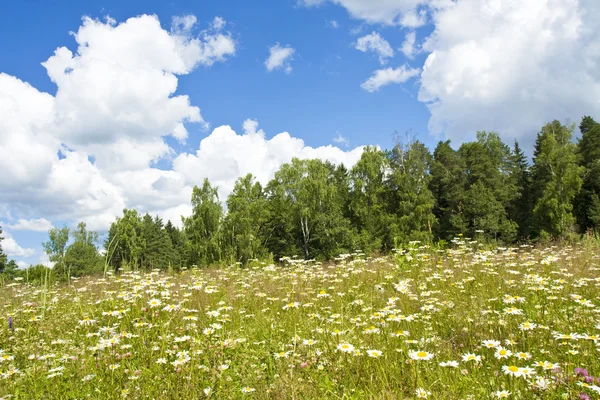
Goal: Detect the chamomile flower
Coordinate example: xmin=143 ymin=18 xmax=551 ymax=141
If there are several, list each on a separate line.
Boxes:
xmin=337 ymin=343 xmax=355 ymax=353
xmin=367 ymin=349 xmax=383 ymax=358
xmin=409 ymin=351 xmax=434 ymax=361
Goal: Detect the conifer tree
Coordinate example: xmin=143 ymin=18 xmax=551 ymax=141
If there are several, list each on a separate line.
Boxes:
xmin=575 ymin=116 xmax=600 ymax=231
xmin=531 ymin=120 xmax=583 ymax=237
xmin=509 ymin=140 xmax=533 ymax=239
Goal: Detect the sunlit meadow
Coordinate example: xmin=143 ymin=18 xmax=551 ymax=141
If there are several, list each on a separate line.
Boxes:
xmin=2 ymin=239 xmax=600 ymax=399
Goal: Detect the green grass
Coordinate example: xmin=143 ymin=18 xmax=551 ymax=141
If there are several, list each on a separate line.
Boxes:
xmin=1 ymin=240 xmax=600 ymax=399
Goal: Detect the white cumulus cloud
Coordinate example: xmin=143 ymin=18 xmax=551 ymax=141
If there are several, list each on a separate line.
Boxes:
xmin=2 ymin=234 xmax=36 ymax=258
xmin=361 ymin=65 xmax=420 ymax=92
xmin=306 ymin=0 xmax=600 ymax=145
xmin=418 ymin=0 xmax=600 ymax=144
xmin=7 ymin=218 xmax=54 ymax=232
xmin=400 ymin=31 xmax=417 ymax=59
xmin=0 ymin=14 xmax=237 ymax=236
xmin=355 ymin=32 xmax=394 ymax=64
xmin=0 ymin=12 xmax=364 ymax=260
xmin=173 ymin=121 xmax=365 ymax=201
xmin=265 ymin=43 xmax=296 ymax=73
xmin=299 ymin=0 xmax=444 ymax=26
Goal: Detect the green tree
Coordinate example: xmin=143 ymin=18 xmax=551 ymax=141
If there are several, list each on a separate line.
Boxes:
xmin=140 ymin=215 xmax=175 ymax=270
xmin=388 ymin=140 xmax=436 ymax=243
xmin=3 ymin=260 xmax=18 ymax=277
xmin=531 ymin=120 xmax=584 ymax=237
xmin=509 ymin=140 xmax=533 ymax=239
xmin=430 ymin=141 xmax=468 ymax=239
xmin=183 ymin=179 xmax=223 ymax=266
xmin=458 ymin=132 xmax=518 ymax=241
xmin=165 ymin=220 xmax=185 ymax=270
xmin=64 ymin=222 xmax=103 ymax=276
xmin=104 ymin=209 xmax=145 ymax=271
xmin=0 ymin=225 xmax=7 ymax=273
xmin=42 ymin=226 xmax=70 ymax=276
xmin=266 ymin=158 xmax=355 ymax=260
xmin=224 ymin=174 xmax=270 ymax=265
xmin=575 ymin=116 xmax=600 ymax=231
xmin=349 ymin=146 xmax=392 ymax=252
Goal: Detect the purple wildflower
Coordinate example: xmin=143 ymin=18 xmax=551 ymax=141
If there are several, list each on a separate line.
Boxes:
xmin=8 ymin=316 xmax=12 ymax=330
xmin=585 ymin=376 xmax=595 ymax=383
xmin=579 ymin=393 xmax=591 ymax=400
xmin=575 ymin=368 xmax=589 ymax=377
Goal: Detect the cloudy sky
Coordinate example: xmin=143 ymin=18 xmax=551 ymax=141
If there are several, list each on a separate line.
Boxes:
xmin=1 ymin=0 xmax=599 ymax=267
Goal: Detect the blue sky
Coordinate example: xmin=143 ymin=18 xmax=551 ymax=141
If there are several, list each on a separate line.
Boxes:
xmin=1 ymin=0 xmax=431 ymax=151
xmin=1 ymin=0 xmax=599 ymax=267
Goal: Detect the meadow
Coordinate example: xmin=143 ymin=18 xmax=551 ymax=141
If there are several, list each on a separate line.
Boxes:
xmin=1 ymin=239 xmax=600 ymax=399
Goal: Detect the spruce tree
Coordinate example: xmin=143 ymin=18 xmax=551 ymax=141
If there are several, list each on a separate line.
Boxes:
xmin=575 ymin=116 xmax=600 ymax=231
xmin=509 ymin=140 xmax=533 ymax=239
xmin=429 ymin=141 xmax=468 ymax=239
xmin=531 ymin=120 xmax=583 ymax=237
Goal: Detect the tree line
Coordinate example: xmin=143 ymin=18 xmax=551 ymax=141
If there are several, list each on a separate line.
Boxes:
xmin=1 ymin=116 xmax=599 ymax=278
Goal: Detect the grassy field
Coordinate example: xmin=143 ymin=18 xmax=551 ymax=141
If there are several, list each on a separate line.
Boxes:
xmin=1 ymin=239 xmax=600 ymax=399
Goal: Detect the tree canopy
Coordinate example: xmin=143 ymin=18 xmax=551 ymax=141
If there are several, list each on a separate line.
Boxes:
xmin=8 ymin=115 xmax=598 ymax=278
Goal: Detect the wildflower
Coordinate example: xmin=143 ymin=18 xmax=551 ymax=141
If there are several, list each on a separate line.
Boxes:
xmin=519 ymin=322 xmax=536 ymax=331
xmin=282 ymin=302 xmax=300 ymax=310
xmin=520 ymin=366 xmax=536 ymax=378
xmin=494 ymin=390 xmax=511 ymax=398
xmin=439 ymin=360 xmax=459 ymax=368
xmin=504 ymin=307 xmax=523 ymax=315
xmin=532 ymin=377 xmax=551 ymax=390
xmin=415 ymin=388 xmax=431 ymax=398
xmin=482 ymin=340 xmax=501 ymax=349
xmin=241 ymin=387 xmax=256 ymax=394
xmin=162 ymin=304 xmax=180 ymax=312
xmin=494 ymin=348 xmax=512 ymax=359
xmin=461 ymin=353 xmax=481 ymax=362
xmin=367 ymin=349 xmax=383 ymax=358
xmin=409 ymin=351 xmax=434 ymax=361
xmin=516 ymin=352 xmax=531 ymax=360
xmin=218 ymin=364 xmax=229 ymax=371
xmin=337 ymin=343 xmax=355 ymax=353
xmin=502 ymin=365 xmax=522 ymax=377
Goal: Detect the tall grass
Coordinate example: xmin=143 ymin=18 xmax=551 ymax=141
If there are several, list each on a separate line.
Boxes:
xmin=1 ymin=240 xmax=600 ymax=399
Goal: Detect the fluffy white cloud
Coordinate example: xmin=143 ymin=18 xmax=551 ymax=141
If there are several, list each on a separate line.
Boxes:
xmin=355 ymin=32 xmax=394 ymax=64
xmin=300 ymin=0 xmax=439 ymax=26
xmin=173 ymin=121 xmax=364 ymax=201
xmin=0 ymin=14 xmax=237 ymax=236
xmin=265 ymin=43 xmax=295 ymax=73
xmin=333 ymin=132 xmax=350 ymax=146
xmin=361 ymin=65 xmax=420 ymax=92
xmin=308 ymin=0 xmax=600 ymax=144
xmin=0 ymin=11 xmax=364 ymax=260
xmin=418 ymin=0 xmax=600 ymax=143
xmin=7 ymin=218 xmax=54 ymax=232
xmin=400 ymin=31 xmax=417 ymax=58
xmin=2 ymin=234 xmax=36 ymax=258
xmin=0 ymin=74 xmax=57 ymax=191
